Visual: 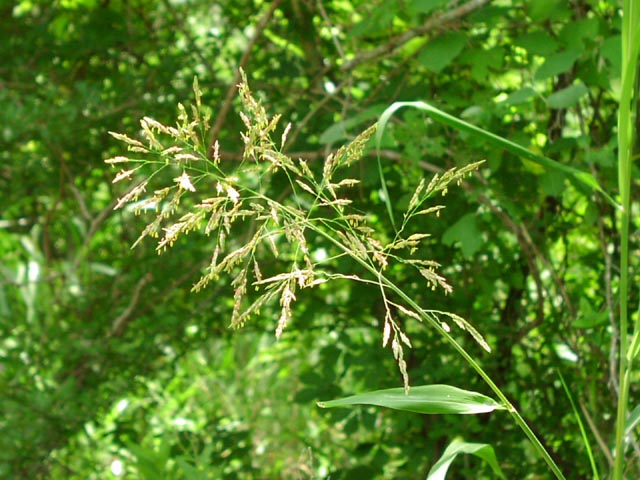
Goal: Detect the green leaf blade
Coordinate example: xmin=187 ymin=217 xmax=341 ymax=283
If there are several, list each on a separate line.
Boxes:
xmin=318 ymin=384 xmax=505 ymax=415
xmin=418 ymin=32 xmax=467 ymax=73
xmin=375 ymin=100 xmax=619 ymax=209
xmin=546 ymin=82 xmax=589 ymax=109
xmin=535 ymin=49 xmax=582 ymax=80
xmin=441 ymin=213 xmax=482 ymax=259
xmin=426 ymin=439 xmax=506 ymax=480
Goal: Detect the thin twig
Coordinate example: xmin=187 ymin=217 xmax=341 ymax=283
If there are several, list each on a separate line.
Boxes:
xmin=580 ymin=399 xmax=614 ymax=467
xmin=71 ymin=182 xmax=140 ymax=272
xmin=593 ymin=187 xmax=619 ymax=396
xmin=475 ymin=191 xmax=547 ymax=332
xmin=111 ymin=273 xmax=154 ymax=337
xmin=516 ymin=217 xmax=576 ymax=319
xmin=316 ymin=0 xmax=345 ymax=60
xmin=57 ymin=152 xmax=91 ymax=222
xmin=284 ymin=76 xmax=353 ymax=149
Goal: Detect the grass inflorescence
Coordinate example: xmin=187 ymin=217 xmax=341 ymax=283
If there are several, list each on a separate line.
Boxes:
xmin=106 ymin=71 xmax=484 ymax=389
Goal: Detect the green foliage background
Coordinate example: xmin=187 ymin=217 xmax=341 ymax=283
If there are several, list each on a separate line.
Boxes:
xmin=0 ymin=0 xmax=637 ymax=478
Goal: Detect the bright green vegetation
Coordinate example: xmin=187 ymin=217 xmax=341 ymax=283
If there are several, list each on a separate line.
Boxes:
xmin=1 ymin=0 xmax=639 ymax=478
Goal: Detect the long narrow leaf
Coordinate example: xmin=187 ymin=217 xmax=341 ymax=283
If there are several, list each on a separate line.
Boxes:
xmin=426 ymin=439 xmax=505 ymax=480
xmin=625 ymin=404 xmax=640 ymax=437
xmin=375 ymin=101 xmax=618 ymax=209
xmin=557 ymin=370 xmax=600 ymax=479
xmin=318 ymin=384 xmax=505 ymax=414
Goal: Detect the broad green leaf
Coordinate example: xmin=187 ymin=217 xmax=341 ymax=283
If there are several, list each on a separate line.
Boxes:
xmin=601 ymin=35 xmax=622 ymax=79
xmin=577 ymin=57 xmax=610 ymax=89
xmin=426 ymin=439 xmax=505 ymax=480
xmin=350 ymin=1 xmax=399 ymax=37
xmin=468 ymin=5 xmax=511 ymax=23
xmin=539 ymin=171 xmax=566 ymax=196
xmin=585 ymin=145 xmax=616 ymax=168
xmin=559 ymin=18 xmax=599 ymax=49
xmin=318 ymin=385 xmax=505 ymax=415
xmin=418 ymin=32 xmax=466 ymax=73
xmin=573 ymin=298 xmax=608 ymax=329
xmin=126 ymin=441 xmax=170 ymax=479
xmin=442 ymin=213 xmax=482 ymax=259
xmin=535 ymin=49 xmax=582 ymax=80
xmin=410 ymin=0 xmax=449 ymax=15
xmin=465 ymin=47 xmax=505 ymax=82
xmin=375 ymin=101 xmax=619 ymax=214
xmin=503 ymin=87 xmax=537 ymax=105
xmin=527 ymin=0 xmax=564 ymax=21
xmin=546 ymin=82 xmax=589 ymax=109
xmin=515 ymin=31 xmax=559 ymax=56
xmin=175 ymin=459 xmax=206 ymax=480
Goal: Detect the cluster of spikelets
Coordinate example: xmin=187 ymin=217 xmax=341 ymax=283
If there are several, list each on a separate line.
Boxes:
xmin=106 ymin=73 xmax=487 ymax=389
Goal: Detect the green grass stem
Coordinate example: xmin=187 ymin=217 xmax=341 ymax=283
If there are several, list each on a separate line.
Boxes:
xmin=612 ymin=2 xmax=640 ymax=478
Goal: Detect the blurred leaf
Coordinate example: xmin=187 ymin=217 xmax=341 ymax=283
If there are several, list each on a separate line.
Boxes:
xmin=410 ymin=0 xmax=449 ymax=15
xmin=574 ymin=298 xmax=609 ymax=329
xmin=418 ymin=32 xmax=467 ymax=73
xmin=426 ymin=439 xmax=505 ymax=480
xmin=546 ymin=82 xmax=589 ymax=109
xmin=127 ymin=441 xmax=170 ymax=480
xmin=559 ymin=18 xmax=599 ymax=49
xmin=464 ymin=47 xmax=505 ymax=81
xmin=350 ymin=1 xmax=399 ymax=37
xmin=625 ymin=405 xmax=640 ymax=437
xmin=515 ymin=31 xmax=559 ymax=56
xmin=175 ymin=458 xmax=207 ymax=480
xmin=442 ymin=213 xmax=482 ymax=259
xmin=535 ymin=50 xmax=582 ymax=80
xmin=601 ymin=35 xmax=622 ymax=78
xmin=503 ymin=87 xmax=537 ymax=105
xmin=527 ymin=0 xmax=569 ymax=22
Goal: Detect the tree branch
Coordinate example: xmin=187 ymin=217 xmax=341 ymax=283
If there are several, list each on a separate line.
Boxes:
xmin=340 ymin=0 xmax=491 ymax=72
xmin=110 ymin=273 xmax=153 ymax=337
